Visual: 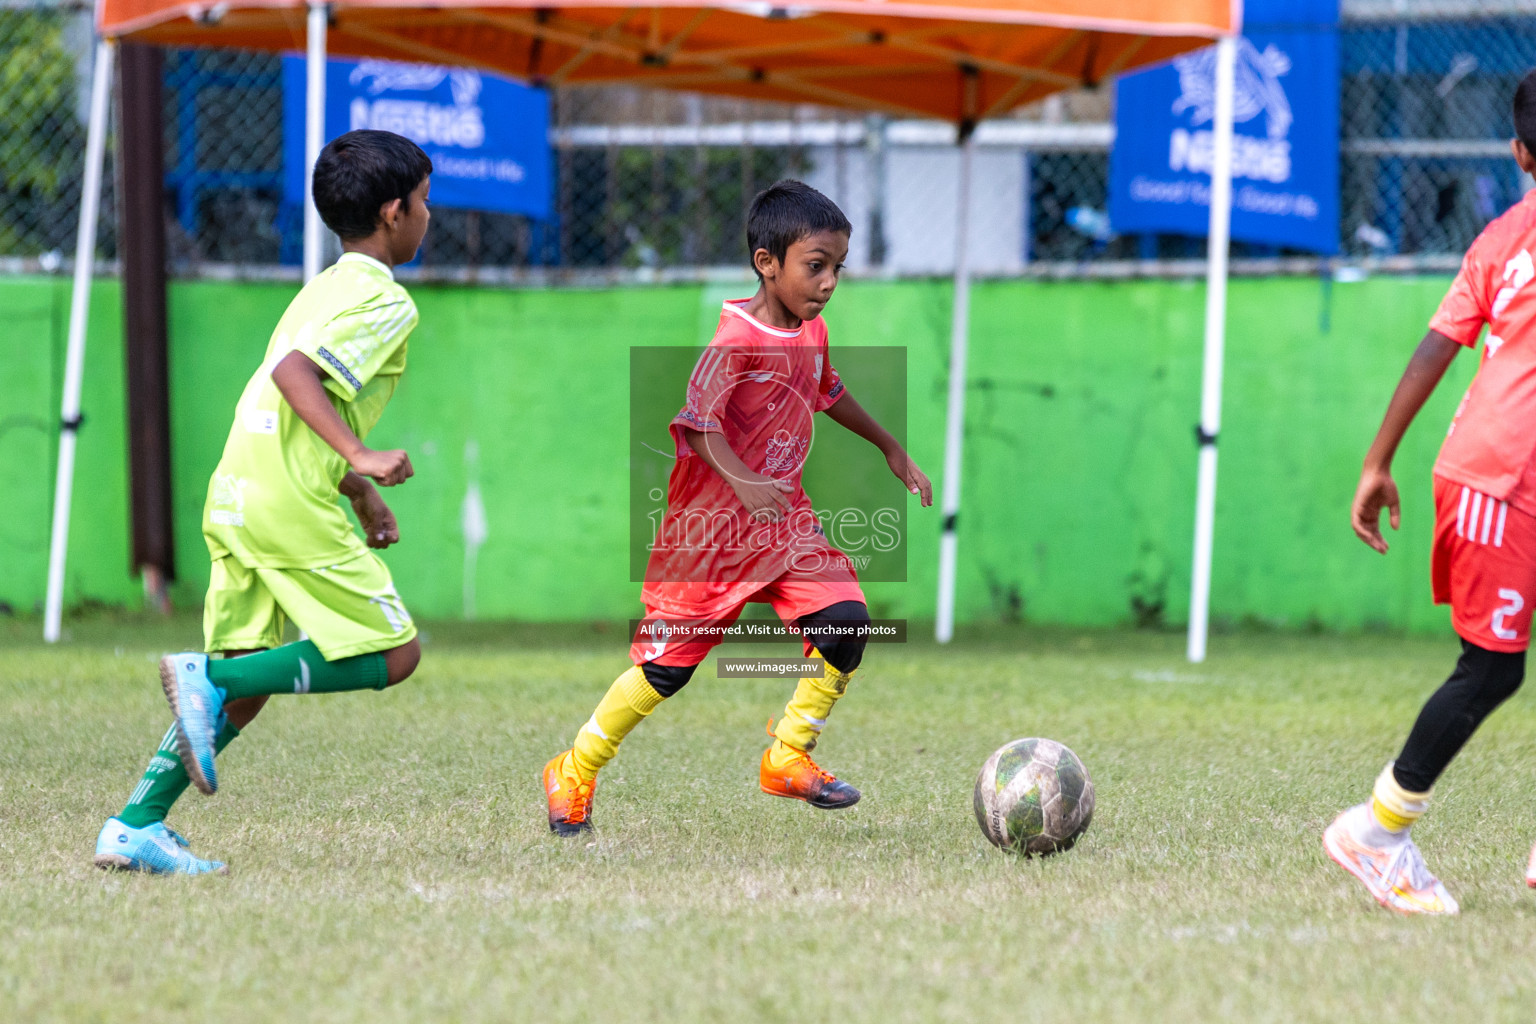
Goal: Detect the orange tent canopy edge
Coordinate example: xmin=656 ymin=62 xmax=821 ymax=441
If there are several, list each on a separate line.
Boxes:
xmin=94 ymin=0 xmax=1239 ymax=121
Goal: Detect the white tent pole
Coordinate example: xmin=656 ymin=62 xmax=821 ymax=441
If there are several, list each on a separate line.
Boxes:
xmin=1187 ymin=34 xmax=1237 ymax=664
xmin=44 ymin=38 xmax=116 ymax=644
xmin=935 ymin=130 xmax=975 ymax=644
xmin=303 ymin=0 xmax=328 ymax=281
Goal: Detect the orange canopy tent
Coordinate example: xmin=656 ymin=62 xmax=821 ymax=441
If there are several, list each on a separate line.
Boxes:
xmin=95 ymin=0 xmax=1235 ymax=123
xmin=47 ymin=0 xmax=1242 ymax=655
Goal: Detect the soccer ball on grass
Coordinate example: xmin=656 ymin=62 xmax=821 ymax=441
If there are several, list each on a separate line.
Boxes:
xmin=973 ymin=737 xmax=1094 ymax=856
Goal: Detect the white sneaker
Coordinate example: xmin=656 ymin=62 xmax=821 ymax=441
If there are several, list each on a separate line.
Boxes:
xmin=1323 ymin=805 xmax=1459 ymax=916
xmin=1525 ymin=841 xmax=1536 ymax=889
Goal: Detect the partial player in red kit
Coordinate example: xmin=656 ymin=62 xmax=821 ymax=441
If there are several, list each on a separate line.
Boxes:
xmin=1323 ymin=70 xmax=1536 ymax=915
xmin=542 ymin=180 xmax=933 ymax=835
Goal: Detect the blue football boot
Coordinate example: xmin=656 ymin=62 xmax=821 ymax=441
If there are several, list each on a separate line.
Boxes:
xmin=159 ymin=653 xmax=224 ymax=795
xmin=94 ymin=818 xmax=227 ymax=875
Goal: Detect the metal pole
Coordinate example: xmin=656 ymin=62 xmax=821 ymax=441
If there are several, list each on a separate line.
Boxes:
xmin=935 ymin=132 xmax=975 ymax=644
xmin=1187 ymin=34 xmax=1237 ymax=664
xmin=864 ymin=114 xmax=887 ymax=267
xmin=44 ymin=38 xmax=116 ymax=643
xmin=303 ymin=0 xmax=328 ymax=281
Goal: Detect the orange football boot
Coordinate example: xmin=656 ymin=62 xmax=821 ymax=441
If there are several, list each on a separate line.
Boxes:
xmin=759 ymin=740 xmax=861 ymax=810
xmin=543 ymin=750 xmax=596 ymax=836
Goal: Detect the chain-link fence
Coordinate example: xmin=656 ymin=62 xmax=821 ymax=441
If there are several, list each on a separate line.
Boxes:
xmin=0 ymin=1 xmax=115 ymax=267
xmin=2 ymin=0 xmax=1535 ymax=278
xmin=1339 ymin=8 xmax=1536 ymax=264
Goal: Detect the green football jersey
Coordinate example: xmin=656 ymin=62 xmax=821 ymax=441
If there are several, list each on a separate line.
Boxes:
xmin=203 ymin=252 xmax=418 ymax=569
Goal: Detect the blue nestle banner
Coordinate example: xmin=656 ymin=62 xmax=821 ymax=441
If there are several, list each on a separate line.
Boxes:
xmin=283 ymin=57 xmax=551 ymax=220
xmin=1108 ymin=0 xmax=1340 ymax=253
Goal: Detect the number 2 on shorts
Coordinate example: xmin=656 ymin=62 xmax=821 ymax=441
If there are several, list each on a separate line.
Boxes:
xmin=1492 ymin=587 xmax=1525 ymax=641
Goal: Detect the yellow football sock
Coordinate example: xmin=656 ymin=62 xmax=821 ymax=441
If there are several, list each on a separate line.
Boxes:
xmin=771 ymin=648 xmax=855 ymax=756
xmin=766 ymin=738 xmax=803 ymax=770
xmin=1371 ymin=762 xmax=1430 ymax=833
xmin=570 ymin=666 xmax=666 ymax=781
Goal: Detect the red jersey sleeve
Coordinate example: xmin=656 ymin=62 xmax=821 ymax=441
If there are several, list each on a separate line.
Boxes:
xmin=673 ymin=342 xmax=751 ymax=438
xmin=1431 ymin=239 xmax=1492 ymax=347
xmin=816 ymin=341 xmax=846 ymax=412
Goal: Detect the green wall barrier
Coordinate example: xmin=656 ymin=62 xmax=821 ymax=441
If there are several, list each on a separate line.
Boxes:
xmin=0 ymin=272 xmax=1472 ymax=633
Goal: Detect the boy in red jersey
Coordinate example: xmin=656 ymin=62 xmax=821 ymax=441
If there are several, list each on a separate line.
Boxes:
xmin=1323 ymin=71 xmax=1536 ymax=915
xmin=543 ymin=180 xmax=932 ymax=834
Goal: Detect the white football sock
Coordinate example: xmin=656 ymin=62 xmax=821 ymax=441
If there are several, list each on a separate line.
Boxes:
xmin=1348 ymin=802 xmax=1408 ymax=848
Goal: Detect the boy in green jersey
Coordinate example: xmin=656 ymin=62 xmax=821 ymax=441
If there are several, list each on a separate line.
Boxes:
xmin=94 ymin=130 xmax=432 ymax=875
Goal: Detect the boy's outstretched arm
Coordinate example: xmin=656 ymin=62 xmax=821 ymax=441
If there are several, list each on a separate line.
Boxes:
xmin=681 ymin=427 xmax=795 ymax=523
xmin=1352 ymin=329 xmax=1462 ymax=553
xmin=824 ymin=390 xmax=934 ymax=507
xmin=271 ymin=349 xmax=414 ymax=486
xmin=339 ymin=471 xmax=400 ymax=548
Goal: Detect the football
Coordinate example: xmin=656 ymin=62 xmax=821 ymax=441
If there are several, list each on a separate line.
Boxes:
xmin=973 ymin=737 xmax=1095 ymax=856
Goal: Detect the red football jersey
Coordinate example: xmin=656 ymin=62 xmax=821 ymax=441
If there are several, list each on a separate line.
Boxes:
xmin=641 ymin=300 xmax=854 ymax=619
xmin=1432 ymin=190 xmax=1536 ymax=512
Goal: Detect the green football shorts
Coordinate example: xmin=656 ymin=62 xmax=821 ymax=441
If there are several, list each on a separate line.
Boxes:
xmin=203 ymin=552 xmax=416 ymax=660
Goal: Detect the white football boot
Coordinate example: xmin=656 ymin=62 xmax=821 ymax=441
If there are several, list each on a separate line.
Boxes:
xmin=1323 ymin=804 xmax=1459 ymax=916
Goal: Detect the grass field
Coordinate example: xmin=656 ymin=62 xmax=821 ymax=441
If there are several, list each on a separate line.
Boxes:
xmin=5 ymin=613 xmax=1536 ymax=1022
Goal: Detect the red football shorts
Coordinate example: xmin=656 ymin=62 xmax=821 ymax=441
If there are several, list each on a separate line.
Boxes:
xmin=1432 ymin=476 xmax=1536 ymax=652
xmin=629 ymin=577 xmax=866 ymax=667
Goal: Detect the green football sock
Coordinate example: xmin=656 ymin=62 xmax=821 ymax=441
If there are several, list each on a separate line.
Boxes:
xmin=206 ymin=640 xmax=388 ymax=700
xmin=119 ymin=720 xmax=240 ymax=828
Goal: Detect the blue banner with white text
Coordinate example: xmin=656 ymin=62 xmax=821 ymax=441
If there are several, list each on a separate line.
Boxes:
xmin=283 ymin=57 xmax=551 ymax=220
xmin=1108 ymin=0 xmax=1340 ymax=253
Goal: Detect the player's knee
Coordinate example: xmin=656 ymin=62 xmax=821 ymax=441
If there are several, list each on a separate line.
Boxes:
xmin=1460 ymin=640 xmax=1525 ymax=709
xmin=819 ymin=638 xmax=866 ymax=675
xmin=641 ymin=661 xmax=695 ymax=698
xmin=800 ymin=600 xmax=870 ymax=674
xmin=385 ymin=636 xmax=422 ymax=687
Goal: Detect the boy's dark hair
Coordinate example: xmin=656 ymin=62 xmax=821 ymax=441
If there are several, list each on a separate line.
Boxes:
xmin=1515 ymin=69 xmax=1536 ymax=156
xmin=746 ymin=179 xmax=851 ymax=278
xmin=312 ymin=130 xmax=432 ymax=241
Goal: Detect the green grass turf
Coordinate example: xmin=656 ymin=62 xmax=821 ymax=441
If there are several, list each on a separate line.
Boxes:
xmin=4 ymin=613 xmax=1536 ymax=1022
